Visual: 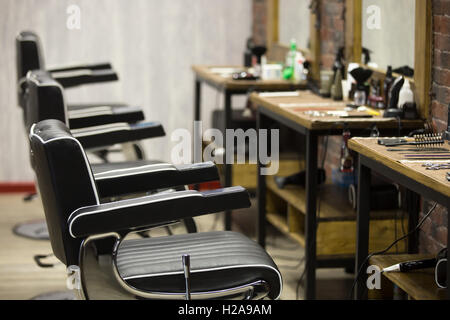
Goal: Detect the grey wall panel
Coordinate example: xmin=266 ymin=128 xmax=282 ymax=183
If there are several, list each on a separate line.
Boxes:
xmin=0 ymin=0 xmax=251 ymax=181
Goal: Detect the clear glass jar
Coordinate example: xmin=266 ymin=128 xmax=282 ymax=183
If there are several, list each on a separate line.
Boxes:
xmin=354 ymin=89 xmax=366 ymax=106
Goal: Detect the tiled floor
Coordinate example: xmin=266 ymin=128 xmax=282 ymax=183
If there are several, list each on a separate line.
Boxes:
xmin=0 ymin=194 xmax=354 ymax=300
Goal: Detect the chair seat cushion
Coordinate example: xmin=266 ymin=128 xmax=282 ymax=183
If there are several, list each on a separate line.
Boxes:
xmin=116 ymin=231 xmax=282 ymax=299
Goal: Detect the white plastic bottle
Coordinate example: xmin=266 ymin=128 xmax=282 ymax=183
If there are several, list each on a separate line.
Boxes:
xmin=294 ymin=51 xmax=306 ymax=83
xmin=397 ymin=79 xmax=414 ymax=108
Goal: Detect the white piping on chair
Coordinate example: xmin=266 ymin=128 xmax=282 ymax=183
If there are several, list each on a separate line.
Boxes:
xmin=68 ymin=106 xmax=113 ymax=119
xmin=94 ymin=163 xmax=176 ymax=179
xmin=71 ymin=123 xmax=131 ymax=137
xmin=122 ymin=263 xmax=283 ymax=300
xmin=29 ymin=125 xmax=100 ymax=205
xmin=67 ymin=191 xmax=202 ymax=238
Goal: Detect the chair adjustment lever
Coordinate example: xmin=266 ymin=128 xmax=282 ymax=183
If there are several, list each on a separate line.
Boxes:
xmin=182 ymin=254 xmax=191 ymax=300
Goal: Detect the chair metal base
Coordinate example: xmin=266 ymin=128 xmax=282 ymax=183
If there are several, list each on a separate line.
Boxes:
xmin=30 ymin=291 xmax=76 ymax=300
xmin=12 ymin=220 xmax=49 ymax=240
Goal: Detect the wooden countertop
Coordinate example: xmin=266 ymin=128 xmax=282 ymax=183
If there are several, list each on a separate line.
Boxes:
xmin=370 ymin=254 xmax=446 ymax=300
xmin=349 ymin=137 xmax=450 ymax=198
xmin=191 ymin=65 xmax=306 ymax=91
xmin=250 ymin=90 xmax=424 ymax=131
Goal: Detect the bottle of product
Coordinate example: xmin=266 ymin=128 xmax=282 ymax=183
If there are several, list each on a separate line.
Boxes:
xmin=333 ymin=47 xmax=346 ymax=83
xmin=354 ymin=85 xmax=367 ymax=106
xmin=332 ymin=69 xmax=343 ymax=100
xmin=283 ymin=39 xmax=297 ymax=80
xmin=293 ymin=51 xmax=306 ymax=83
xmin=383 ymin=66 xmax=394 ymax=107
xmin=397 ymin=79 xmax=414 ymax=108
xmin=340 ymin=129 xmax=354 ymax=173
xmin=244 ymin=38 xmax=254 ymax=67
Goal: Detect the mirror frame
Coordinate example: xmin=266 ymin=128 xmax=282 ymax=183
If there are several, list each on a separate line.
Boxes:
xmin=346 ymin=0 xmax=432 ymax=119
xmin=265 ymin=0 xmax=321 ymax=82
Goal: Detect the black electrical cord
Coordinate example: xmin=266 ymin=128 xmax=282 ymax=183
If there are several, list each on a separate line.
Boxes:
xmin=277 ymin=257 xmax=306 ymax=270
xmin=394 ymin=207 xmax=399 ymax=254
xmin=266 ymin=236 xmax=304 ymax=251
xmin=349 ymin=202 xmax=438 ymax=299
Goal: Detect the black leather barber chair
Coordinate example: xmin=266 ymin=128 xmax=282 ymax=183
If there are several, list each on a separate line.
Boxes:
xmin=16 ymin=31 xmax=145 ymax=129
xmin=23 ymin=69 xmax=225 ymax=233
xmin=16 ymin=69 xmax=193 ymax=242
xmin=24 ymin=69 xmax=164 ymax=154
xmin=29 ymin=119 xmax=282 ymax=300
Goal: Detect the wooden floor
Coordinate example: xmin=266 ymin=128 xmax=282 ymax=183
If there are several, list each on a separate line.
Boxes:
xmin=0 ymin=194 xmax=354 ymax=300
xmin=0 ymin=194 xmax=67 ymax=300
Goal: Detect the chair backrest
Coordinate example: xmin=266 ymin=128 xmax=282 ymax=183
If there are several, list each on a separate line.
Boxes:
xmin=29 ymin=119 xmax=100 ymax=265
xmin=24 ymin=70 xmax=68 ymax=131
xmin=16 ymin=31 xmax=45 ymax=81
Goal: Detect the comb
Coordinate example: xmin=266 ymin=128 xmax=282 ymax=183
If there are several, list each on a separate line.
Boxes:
xmin=384 ymin=134 xmax=445 ymax=148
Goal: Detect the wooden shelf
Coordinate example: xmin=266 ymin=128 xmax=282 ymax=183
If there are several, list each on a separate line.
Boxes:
xmin=213 ymin=151 xmax=304 ymax=190
xmin=265 ymin=177 xmax=408 ymax=256
xmin=267 ymin=212 xmax=305 ymax=247
xmin=370 ymin=254 xmax=446 ymax=300
xmin=266 ymin=177 xmax=402 ymax=222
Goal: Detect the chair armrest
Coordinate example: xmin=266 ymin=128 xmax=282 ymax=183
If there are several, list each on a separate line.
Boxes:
xmin=94 ymin=162 xmax=219 ymax=198
xmin=68 ymin=187 xmax=250 ymax=238
xmin=47 ymin=62 xmax=113 ymax=73
xmin=71 ymin=121 xmax=165 ymax=149
xmin=68 ymin=105 xmax=145 ymax=129
xmin=51 ymin=68 xmax=118 ymax=88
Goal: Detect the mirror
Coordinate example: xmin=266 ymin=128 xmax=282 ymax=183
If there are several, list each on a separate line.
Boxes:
xmin=361 ymin=0 xmax=415 ymax=71
xmin=278 ymin=0 xmax=310 ymax=50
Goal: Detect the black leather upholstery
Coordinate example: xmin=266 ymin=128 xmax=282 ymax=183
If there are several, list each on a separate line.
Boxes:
xmin=16 ymin=31 xmax=144 ymax=124
xmin=16 ymin=31 xmax=45 ymax=81
xmin=29 ymin=119 xmax=282 ymax=299
xmin=91 ymin=160 xmax=163 ymax=173
xmin=68 ymin=103 xmax=145 ymax=129
xmin=93 ymin=161 xmax=220 ymax=198
xmin=68 ymin=187 xmax=250 ymax=238
xmin=117 ymin=231 xmax=282 ymax=299
xmin=51 ymin=68 xmax=118 ymax=88
xmin=29 ymin=120 xmax=98 ymax=265
xmin=71 ymin=121 xmax=165 ymax=149
xmin=16 ymin=31 xmax=117 ymax=88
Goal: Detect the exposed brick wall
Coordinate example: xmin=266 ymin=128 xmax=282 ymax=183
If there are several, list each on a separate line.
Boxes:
xmin=318 ymin=0 xmax=346 ymax=178
xmin=319 ymin=0 xmax=346 ymax=69
xmin=419 ymin=0 xmax=449 ymax=254
xmin=252 ymin=0 xmax=268 ymax=46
